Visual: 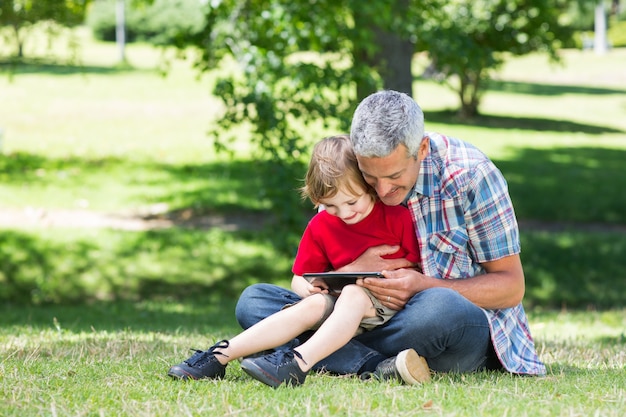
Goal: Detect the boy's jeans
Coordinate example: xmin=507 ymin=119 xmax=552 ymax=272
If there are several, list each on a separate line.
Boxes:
xmin=235 ymin=284 xmax=493 ymax=374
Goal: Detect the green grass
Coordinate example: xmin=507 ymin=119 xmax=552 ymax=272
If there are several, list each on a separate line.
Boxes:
xmin=1 ymin=303 xmax=624 ymax=416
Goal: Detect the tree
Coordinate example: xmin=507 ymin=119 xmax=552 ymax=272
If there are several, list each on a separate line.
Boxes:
xmin=416 ymin=0 xmax=573 ymax=118
xmin=0 ymin=0 xmax=90 ymax=58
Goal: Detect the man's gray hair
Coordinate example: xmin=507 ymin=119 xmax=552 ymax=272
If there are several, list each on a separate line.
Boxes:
xmin=350 ymin=90 xmax=425 ymax=158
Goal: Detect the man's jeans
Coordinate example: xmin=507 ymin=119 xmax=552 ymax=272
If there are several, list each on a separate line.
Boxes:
xmin=235 ymin=283 xmax=494 ymax=374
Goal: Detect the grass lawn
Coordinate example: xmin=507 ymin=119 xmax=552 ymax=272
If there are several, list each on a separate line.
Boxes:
xmin=1 ymin=302 xmax=624 ymax=417
xmin=1 ymin=31 xmax=626 ymax=416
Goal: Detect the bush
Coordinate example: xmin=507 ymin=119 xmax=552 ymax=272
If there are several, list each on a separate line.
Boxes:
xmin=608 ymin=18 xmax=626 ymax=47
xmin=86 ymin=0 xmax=206 ymax=45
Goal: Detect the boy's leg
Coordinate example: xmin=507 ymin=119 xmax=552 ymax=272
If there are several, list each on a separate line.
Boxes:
xmin=170 ymin=286 xmax=328 ymax=381
xmin=294 ymin=285 xmax=375 ymax=370
xmin=224 ymin=292 xmax=330 ymax=361
xmin=235 ymin=283 xmax=381 ymax=373
xmin=239 ymin=285 xmax=375 ymax=388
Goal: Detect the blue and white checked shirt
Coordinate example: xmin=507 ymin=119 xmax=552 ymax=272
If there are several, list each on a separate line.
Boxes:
xmin=406 ymin=132 xmax=546 ymax=375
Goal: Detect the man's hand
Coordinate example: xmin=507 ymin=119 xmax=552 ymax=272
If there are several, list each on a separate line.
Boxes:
xmin=359 ymin=268 xmax=424 ymax=310
xmin=338 ymin=245 xmax=414 ymax=273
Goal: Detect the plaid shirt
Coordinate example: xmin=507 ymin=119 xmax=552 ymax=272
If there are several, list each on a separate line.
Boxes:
xmin=406 ymin=132 xmax=546 ymax=375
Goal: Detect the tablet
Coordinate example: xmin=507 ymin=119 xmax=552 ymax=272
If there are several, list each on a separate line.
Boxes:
xmin=302 ymin=272 xmax=384 ymax=293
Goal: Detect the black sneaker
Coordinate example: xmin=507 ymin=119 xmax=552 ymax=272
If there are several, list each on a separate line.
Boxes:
xmin=365 ymin=348 xmax=431 ymax=385
xmin=167 ymin=340 xmax=229 ymax=380
xmin=240 ymin=349 xmax=308 ymax=388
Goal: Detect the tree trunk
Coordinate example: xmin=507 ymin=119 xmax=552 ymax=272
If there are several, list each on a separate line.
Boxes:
xmin=116 ymin=0 xmax=127 ymax=63
xmin=12 ymin=25 xmax=24 ymax=58
xmin=351 ymin=0 xmax=414 ymax=101
xmin=594 ymin=1 xmax=608 ymax=55
xmin=458 ymin=71 xmax=481 ymax=119
xmin=373 ymin=29 xmax=414 ymax=97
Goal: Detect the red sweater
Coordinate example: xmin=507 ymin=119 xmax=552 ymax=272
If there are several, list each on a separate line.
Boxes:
xmin=292 ymin=201 xmax=420 ymax=275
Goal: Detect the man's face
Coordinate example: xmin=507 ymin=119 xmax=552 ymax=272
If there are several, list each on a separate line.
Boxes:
xmin=356 ymin=141 xmax=427 ymax=206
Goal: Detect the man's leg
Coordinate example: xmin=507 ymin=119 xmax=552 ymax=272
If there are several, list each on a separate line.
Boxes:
xmin=235 ymin=284 xmax=299 ymax=324
xmin=316 ymin=287 xmax=494 ymax=374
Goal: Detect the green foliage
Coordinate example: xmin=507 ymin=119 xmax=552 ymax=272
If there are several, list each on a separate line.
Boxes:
xmin=0 ymin=0 xmax=88 ymax=26
xmin=565 ymin=0 xmax=598 ymax=31
xmin=86 ymin=0 xmax=205 ymax=45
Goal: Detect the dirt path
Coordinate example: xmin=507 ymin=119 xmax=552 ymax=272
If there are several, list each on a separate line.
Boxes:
xmin=0 ymin=208 xmax=269 ymax=232
xmin=2 ymin=207 xmax=625 ymax=234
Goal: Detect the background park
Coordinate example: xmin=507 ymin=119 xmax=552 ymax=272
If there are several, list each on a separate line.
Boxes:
xmin=1 ymin=1 xmax=625 ymax=416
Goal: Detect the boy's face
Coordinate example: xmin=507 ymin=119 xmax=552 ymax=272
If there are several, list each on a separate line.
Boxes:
xmin=319 ymin=183 xmax=375 ymax=225
xmin=356 ymin=140 xmax=428 ymax=206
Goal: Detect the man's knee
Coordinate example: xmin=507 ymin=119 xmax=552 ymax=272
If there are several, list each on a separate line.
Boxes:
xmin=235 ymin=283 xmax=276 ymax=328
xmin=415 ymin=287 xmax=461 ymax=303
xmin=406 ymin=287 xmax=487 ymax=327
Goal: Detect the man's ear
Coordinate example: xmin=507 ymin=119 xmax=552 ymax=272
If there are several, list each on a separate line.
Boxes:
xmin=418 ymin=136 xmax=430 ymax=160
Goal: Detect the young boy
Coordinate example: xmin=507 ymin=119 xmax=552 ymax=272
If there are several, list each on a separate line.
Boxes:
xmin=167 ymin=135 xmax=430 ymax=388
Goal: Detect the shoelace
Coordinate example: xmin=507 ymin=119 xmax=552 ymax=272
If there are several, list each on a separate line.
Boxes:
xmin=263 ymin=349 xmax=307 ymax=368
xmin=186 ymin=340 xmax=229 ymax=366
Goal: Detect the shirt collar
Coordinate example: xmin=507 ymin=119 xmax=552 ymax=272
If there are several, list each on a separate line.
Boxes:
xmin=411 ymin=133 xmax=460 ymax=201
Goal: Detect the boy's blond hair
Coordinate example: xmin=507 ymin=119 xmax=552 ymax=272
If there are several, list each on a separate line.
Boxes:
xmin=301 ymin=135 xmax=376 ymax=208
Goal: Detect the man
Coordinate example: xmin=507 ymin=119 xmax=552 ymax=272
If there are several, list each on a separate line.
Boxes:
xmin=235 ymin=90 xmax=545 ymax=382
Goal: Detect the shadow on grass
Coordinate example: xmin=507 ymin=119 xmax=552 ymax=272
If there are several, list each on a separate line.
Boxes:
xmin=0 ymin=151 xmax=308 ymax=218
xmin=0 ymin=57 xmax=149 ymax=76
xmin=426 ymin=110 xmax=624 ymax=134
xmin=495 ymin=147 xmax=626 ymax=224
xmin=4 ymin=146 xmax=625 ymax=224
xmin=0 ymin=227 xmax=291 ymax=305
xmin=521 ymin=230 xmax=626 ymax=310
xmin=488 ymin=80 xmax=626 ymax=96
xmin=2 ymin=145 xmax=626 ymax=309
xmin=0 ymin=298 xmax=242 ymax=334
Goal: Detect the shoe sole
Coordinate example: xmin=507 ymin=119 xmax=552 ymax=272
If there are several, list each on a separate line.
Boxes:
xmin=240 ymin=359 xmax=282 ymax=388
xmin=167 ymin=366 xmax=198 ymax=380
xmin=395 ymin=349 xmax=431 ymax=385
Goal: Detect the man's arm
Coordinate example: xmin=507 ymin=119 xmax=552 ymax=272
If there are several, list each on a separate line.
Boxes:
xmin=361 ymin=254 xmax=525 ymax=310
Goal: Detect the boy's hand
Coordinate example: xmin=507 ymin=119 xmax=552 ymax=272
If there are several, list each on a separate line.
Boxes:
xmin=307 ymin=278 xmax=330 ymax=295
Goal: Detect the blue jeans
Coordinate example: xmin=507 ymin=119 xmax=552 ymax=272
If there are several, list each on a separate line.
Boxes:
xmin=235 ymin=283 xmax=495 ymax=374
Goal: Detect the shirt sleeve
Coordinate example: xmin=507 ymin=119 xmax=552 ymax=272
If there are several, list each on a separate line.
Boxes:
xmin=292 ymin=218 xmax=332 ymax=276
